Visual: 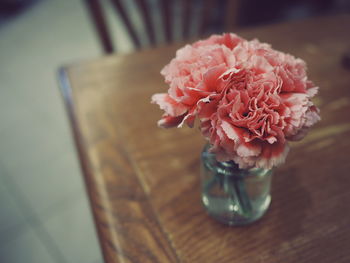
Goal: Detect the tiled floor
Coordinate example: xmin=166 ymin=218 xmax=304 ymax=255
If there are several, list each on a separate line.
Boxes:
xmin=0 ymin=0 xmax=138 ymax=262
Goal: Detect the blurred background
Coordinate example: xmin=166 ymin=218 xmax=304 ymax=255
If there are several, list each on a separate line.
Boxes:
xmin=0 ymin=0 xmax=349 ymax=262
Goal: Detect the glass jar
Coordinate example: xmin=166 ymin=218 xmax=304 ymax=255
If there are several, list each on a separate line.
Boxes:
xmin=201 ymin=144 xmax=272 ymax=225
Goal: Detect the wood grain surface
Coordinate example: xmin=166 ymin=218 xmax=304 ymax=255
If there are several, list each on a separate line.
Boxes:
xmin=60 ymin=14 xmax=350 ymax=263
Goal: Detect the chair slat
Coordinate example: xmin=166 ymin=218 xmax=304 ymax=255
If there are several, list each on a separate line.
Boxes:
xmin=110 ymin=0 xmax=142 ymax=48
xmin=135 ymin=0 xmax=156 ymax=46
xmin=198 ymin=0 xmax=216 ymax=37
xmin=85 ymin=0 xmax=114 ymax=53
xmin=160 ymin=0 xmax=172 ymax=43
xmin=181 ymin=0 xmax=191 ymax=40
xmin=225 ymin=0 xmax=239 ymax=32
xmin=85 ymin=0 xmax=240 ymax=53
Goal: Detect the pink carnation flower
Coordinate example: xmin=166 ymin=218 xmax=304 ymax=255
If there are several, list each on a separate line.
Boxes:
xmin=152 ymin=33 xmax=320 ymax=169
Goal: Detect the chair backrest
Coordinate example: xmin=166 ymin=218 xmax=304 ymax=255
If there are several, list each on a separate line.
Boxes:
xmin=85 ymin=0 xmax=240 ymax=54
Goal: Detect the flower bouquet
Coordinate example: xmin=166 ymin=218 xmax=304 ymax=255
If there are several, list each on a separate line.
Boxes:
xmin=152 ymin=33 xmax=320 ymax=225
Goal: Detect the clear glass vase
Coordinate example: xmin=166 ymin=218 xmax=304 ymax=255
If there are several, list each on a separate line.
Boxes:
xmin=201 ymin=144 xmax=272 ymax=225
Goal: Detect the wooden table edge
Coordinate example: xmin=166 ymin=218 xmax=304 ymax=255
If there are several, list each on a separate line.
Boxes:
xmin=58 ymin=67 xmax=109 ymax=262
xmin=58 ymin=67 xmax=182 ymax=263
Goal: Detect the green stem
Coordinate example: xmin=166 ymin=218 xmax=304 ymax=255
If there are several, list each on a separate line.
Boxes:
xmin=224 ymin=174 xmax=252 ymax=216
xmin=232 ymin=176 xmax=252 ymax=216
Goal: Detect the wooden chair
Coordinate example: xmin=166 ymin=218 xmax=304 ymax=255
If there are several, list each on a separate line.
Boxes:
xmin=84 ymin=0 xmax=240 ymax=54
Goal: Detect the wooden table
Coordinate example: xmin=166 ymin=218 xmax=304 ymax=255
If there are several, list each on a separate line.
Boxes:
xmin=60 ymin=14 xmax=350 ymax=263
